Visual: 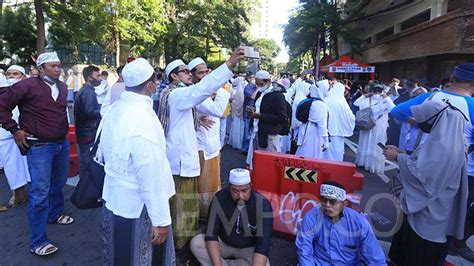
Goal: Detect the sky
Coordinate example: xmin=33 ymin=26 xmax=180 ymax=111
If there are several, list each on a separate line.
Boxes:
xmin=267 ymin=0 xmax=300 ymax=63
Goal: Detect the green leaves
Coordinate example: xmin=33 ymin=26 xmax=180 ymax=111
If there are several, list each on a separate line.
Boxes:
xmin=0 ymin=6 xmax=37 ymax=64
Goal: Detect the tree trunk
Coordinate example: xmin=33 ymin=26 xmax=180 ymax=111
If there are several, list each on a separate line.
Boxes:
xmin=312 ymin=32 xmax=321 ymax=78
xmin=34 ymin=0 xmax=45 ymax=54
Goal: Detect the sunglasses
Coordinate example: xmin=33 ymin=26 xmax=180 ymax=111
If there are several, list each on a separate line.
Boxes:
xmin=319 ymin=196 xmax=342 ymax=206
xmin=177 ymin=69 xmax=190 ymax=75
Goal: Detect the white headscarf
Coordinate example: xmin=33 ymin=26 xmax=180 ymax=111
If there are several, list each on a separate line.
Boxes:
xmin=325 ymin=82 xmax=355 ymax=137
xmin=310 ymin=79 xmax=330 ymax=99
xmin=231 ymin=76 xmax=246 ymax=117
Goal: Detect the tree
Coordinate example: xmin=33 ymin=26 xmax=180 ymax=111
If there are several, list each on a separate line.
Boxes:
xmin=46 ymin=0 xmax=167 ymax=66
xmin=161 ymin=0 xmax=250 ymax=64
xmin=250 ymin=38 xmax=281 ymax=74
xmin=34 ymin=0 xmax=45 ymax=54
xmin=283 ymin=0 xmax=370 ymax=76
xmin=0 ymin=6 xmax=37 ymax=64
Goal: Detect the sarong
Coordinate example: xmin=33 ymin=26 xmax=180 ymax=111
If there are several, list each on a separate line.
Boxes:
xmin=170 ymin=175 xmax=199 ymax=251
xmin=102 ymin=207 xmax=176 ymax=265
xmin=198 ymin=151 xmax=221 ymax=218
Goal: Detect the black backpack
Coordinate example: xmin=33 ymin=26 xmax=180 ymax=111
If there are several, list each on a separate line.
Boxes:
xmin=280 ymin=101 xmax=292 ymax=135
xmin=296 ymin=97 xmax=322 ymax=123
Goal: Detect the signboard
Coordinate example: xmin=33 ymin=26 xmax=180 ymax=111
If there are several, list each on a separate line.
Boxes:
xmin=329 ymin=66 xmax=375 ymax=73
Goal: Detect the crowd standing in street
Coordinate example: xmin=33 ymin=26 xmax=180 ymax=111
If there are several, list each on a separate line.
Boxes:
xmin=0 ymin=46 xmax=473 ymax=266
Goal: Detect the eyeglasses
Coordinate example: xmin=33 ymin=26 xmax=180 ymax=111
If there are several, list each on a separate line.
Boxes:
xmin=177 ymin=69 xmax=190 ymax=75
xmin=320 ymin=197 xmax=342 ymax=206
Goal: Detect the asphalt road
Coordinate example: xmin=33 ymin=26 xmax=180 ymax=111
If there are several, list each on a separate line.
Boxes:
xmin=0 ymin=143 xmax=399 ymax=266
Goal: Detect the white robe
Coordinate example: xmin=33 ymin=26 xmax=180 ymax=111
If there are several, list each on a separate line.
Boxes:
xmin=0 ymin=107 xmax=30 ymax=190
xmin=196 ymin=88 xmax=230 ymax=160
xmin=228 ymin=78 xmax=245 ymax=150
xmin=295 ymin=100 xmax=329 ymax=159
xmin=322 ymin=83 xmax=355 ymax=161
xmin=354 ymin=95 xmax=395 ymax=174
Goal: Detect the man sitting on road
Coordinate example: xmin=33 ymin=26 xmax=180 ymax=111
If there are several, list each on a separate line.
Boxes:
xmin=296 ymin=181 xmax=386 ymax=265
xmin=190 ymin=168 xmax=273 ymax=266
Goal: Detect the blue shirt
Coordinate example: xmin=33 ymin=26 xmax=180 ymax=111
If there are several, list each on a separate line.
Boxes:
xmin=391 ymin=90 xmax=474 ymax=176
xmin=296 ymin=207 xmax=386 ymax=266
xmin=243 ymin=83 xmax=257 ymax=118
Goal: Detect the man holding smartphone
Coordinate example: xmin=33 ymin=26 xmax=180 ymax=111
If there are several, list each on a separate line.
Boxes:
xmin=245 ymin=70 xmax=287 ymax=168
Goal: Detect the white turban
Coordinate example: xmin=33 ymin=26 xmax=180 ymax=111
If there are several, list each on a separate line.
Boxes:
xmin=6 ymin=65 xmax=25 ymax=75
xmin=36 ymin=52 xmax=60 ymax=67
xmin=187 ymin=57 xmax=206 ymax=71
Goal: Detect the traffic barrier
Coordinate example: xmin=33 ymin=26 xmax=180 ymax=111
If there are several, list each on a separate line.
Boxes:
xmin=250 ymin=150 xmax=364 ymax=239
xmin=66 ymin=124 xmax=79 ymax=177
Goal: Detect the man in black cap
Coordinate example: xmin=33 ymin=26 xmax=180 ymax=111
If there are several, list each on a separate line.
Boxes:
xmin=391 ymin=63 xmax=474 ymax=261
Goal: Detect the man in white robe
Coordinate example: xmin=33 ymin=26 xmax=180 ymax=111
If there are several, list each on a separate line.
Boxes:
xmin=188 ymin=57 xmax=230 ymax=218
xmin=295 ymin=80 xmax=330 ymax=159
xmin=322 ymin=82 xmax=355 ymax=161
xmin=0 ymin=65 xmax=30 ymax=211
xmin=157 ymin=49 xmax=244 ymax=258
xmin=99 ymin=58 xmax=175 ymax=265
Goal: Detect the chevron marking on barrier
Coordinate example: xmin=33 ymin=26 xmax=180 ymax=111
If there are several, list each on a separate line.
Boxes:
xmin=284 ymin=167 xmax=318 ymax=183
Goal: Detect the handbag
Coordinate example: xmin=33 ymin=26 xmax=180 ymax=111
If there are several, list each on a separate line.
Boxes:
xmin=71 ymin=123 xmax=105 ymax=209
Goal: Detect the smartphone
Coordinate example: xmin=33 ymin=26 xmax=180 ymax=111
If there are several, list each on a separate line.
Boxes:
xmin=26 ymin=136 xmax=39 ymax=141
xmin=245 ymin=106 xmax=255 ymax=112
xmin=377 ymin=142 xmax=386 ymax=150
xmin=240 ymin=45 xmax=260 ymax=59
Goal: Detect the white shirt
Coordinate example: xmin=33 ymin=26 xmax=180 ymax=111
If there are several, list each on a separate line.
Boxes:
xmin=95 ymin=80 xmax=110 ymax=104
xmin=100 ymin=91 xmax=175 ymax=227
xmin=166 ymin=64 xmax=233 ymax=177
xmin=253 ymin=85 xmax=273 ymax=133
xmin=195 ymin=88 xmax=230 ymax=160
xmin=47 ymin=83 xmax=59 ymax=101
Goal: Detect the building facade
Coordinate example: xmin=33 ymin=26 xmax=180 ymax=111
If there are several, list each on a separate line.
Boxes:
xmin=342 ymin=0 xmax=474 ymax=85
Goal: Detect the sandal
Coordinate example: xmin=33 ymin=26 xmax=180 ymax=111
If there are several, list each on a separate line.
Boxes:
xmin=54 ymin=214 xmax=75 ymax=225
xmin=30 ymin=243 xmax=58 ymax=256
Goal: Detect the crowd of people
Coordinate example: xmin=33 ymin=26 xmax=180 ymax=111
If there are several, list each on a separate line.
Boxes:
xmin=0 ymin=48 xmax=473 ymax=266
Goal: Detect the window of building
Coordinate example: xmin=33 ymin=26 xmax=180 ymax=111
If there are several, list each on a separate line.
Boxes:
xmin=401 ymin=10 xmax=431 ymax=31
xmin=375 ymin=26 xmax=394 ymax=41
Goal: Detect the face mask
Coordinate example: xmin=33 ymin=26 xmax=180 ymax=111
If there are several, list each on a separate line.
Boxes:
xmin=43 ymin=75 xmax=59 ymax=85
xmin=6 ymin=78 xmax=21 ymax=86
xmin=91 ymin=78 xmax=101 ymax=87
xmin=417 ymin=106 xmax=448 ymax=133
xmin=179 ymin=81 xmax=187 ymax=87
xmin=250 ymin=79 xmax=256 ymax=85
xmin=257 ymin=85 xmax=269 ymax=92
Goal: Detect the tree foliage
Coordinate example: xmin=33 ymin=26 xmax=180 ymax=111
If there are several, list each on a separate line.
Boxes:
xmin=161 ymin=0 xmax=250 ymax=64
xmin=250 ymin=38 xmax=280 ymax=73
xmin=0 ymin=6 xmax=37 ymax=64
xmin=283 ymin=0 xmax=368 ymax=75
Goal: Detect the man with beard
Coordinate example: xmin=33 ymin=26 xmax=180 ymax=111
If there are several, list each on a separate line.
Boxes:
xmin=190 ymin=168 xmax=273 ymax=266
xmin=157 ymin=48 xmax=244 ymax=261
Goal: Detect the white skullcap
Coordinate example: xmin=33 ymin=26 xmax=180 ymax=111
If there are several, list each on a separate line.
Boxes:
xmin=229 ymin=168 xmax=251 ymax=186
xmin=165 ymin=59 xmax=186 ymax=78
xmin=320 ymin=184 xmax=346 ymax=201
xmin=36 ymin=52 xmax=60 ymax=67
xmin=122 ymin=58 xmax=155 ymax=87
xmin=255 ymin=70 xmax=271 ymax=80
xmin=187 ymin=57 xmax=206 ymax=71
xmin=6 ymin=65 xmax=25 ymax=75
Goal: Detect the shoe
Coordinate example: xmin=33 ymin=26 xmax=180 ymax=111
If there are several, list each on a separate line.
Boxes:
xmin=453 ymin=246 xmax=474 ymax=262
